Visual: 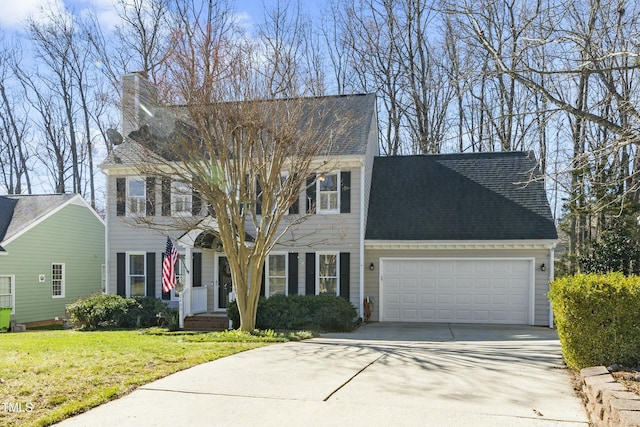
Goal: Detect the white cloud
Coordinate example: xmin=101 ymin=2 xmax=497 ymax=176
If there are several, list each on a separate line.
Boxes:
xmin=0 ymin=0 xmax=65 ymax=29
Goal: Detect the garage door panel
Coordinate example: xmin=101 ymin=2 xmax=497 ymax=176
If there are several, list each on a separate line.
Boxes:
xmin=382 ymin=259 xmax=531 ymax=324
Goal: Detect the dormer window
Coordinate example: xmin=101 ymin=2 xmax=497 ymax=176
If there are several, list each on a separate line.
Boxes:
xmin=127 ymin=178 xmax=146 ymax=216
xmin=318 ymin=172 xmax=339 ymax=214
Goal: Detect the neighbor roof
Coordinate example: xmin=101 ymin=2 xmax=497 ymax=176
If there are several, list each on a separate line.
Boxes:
xmin=0 ymin=194 xmax=78 ymax=249
xmin=101 ymin=93 xmax=377 ymax=167
xmin=365 ymin=151 xmax=558 ymax=241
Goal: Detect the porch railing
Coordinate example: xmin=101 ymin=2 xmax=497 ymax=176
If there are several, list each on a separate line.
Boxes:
xmin=190 ymin=287 xmax=207 ymax=315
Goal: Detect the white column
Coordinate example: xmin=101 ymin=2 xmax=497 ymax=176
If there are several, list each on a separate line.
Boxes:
xmin=548 ymin=246 xmax=555 ymax=328
xmin=184 ymin=246 xmax=193 ymax=317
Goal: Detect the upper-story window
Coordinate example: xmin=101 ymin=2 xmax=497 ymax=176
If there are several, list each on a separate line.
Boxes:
xmin=307 ymin=171 xmax=350 ymax=215
xmin=127 ymin=177 xmax=146 ymax=216
xmin=317 ymin=172 xmax=339 ymax=214
xmin=172 ymin=181 xmax=192 ymax=216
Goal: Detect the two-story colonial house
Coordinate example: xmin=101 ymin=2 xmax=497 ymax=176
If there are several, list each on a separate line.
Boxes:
xmin=101 ymin=72 xmax=557 ymax=329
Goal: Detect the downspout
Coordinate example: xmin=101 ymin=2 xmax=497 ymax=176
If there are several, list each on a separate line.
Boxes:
xmin=104 ymin=185 xmax=109 ymax=294
xmin=359 ymin=159 xmax=365 ymax=319
xmin=548 ymin=245 xmax=555 ymax=328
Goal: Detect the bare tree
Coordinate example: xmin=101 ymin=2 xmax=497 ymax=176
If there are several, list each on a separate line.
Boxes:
xmin=0 ymin=42 xmax=31 ymax=194
xmin=121 ymin=1 xmax=356 ymax=331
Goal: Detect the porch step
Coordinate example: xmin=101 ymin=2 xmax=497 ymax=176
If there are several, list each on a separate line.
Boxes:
xmin=183 ymin=314 xmax=229 ymax=332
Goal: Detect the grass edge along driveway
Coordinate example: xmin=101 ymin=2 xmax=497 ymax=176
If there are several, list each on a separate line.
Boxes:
xmin=0 ymin=328 xmax=292 ymax=427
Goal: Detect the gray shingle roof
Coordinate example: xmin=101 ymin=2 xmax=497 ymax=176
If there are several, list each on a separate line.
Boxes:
xmin=0 ymin=194 xmax=77 ymax=245
xmin=365 ymin=152 xmax=558 ymax=241
xmin=102 ymin=93 xmax=376 ymax=167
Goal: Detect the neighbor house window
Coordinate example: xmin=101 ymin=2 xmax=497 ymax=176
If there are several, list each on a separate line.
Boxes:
xmin=317 ymin=172 xmax=339 ymax=213
xmin=127 ymin=177 xmax=146 ymax=216
xmin=52 ymin=263 xmax=65 ymax=298
xmin=127 ymin=253 xmax=146 ymax=297
xmin=172 ymin=181 xmax=192 ymax=216
xmin=317 ymin=252 xmax=338 ymax=295
xmin=266 ymin=253 xmax=287 ymax=296
xmin=0 ymin=275 xmax=15 ymax=313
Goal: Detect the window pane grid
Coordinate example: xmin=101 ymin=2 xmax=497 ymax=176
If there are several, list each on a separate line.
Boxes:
xmin=129 ymin=254 xmax=146 ymax=297
xmin=318 ymin=173 xmax=339 ymax=212
xmin=128 ymin=179 xmax=145 ymax=215
xmin=0 ymin=276 xmax=12 ymax=308
xmin=268 ymin=254 xmax=287 ymax=297
xmin=52 ymin=264 xmax=64 ymax=297
xmin=318 ymin=254 xmax=338 ymax=295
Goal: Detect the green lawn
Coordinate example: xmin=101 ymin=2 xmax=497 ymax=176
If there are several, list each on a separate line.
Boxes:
xmin=0 ymin=328 xmax=284 ymax=427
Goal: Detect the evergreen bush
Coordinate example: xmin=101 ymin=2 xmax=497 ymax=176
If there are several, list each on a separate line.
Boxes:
xmin=549 ymin=273 xmax=640 ymax=369
xmin=227 ymin=294 xmax=357 ymax=332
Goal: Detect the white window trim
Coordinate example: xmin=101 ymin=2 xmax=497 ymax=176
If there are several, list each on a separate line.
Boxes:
xmin=0 ymin=275 xmax=15 ymax=314
xmin=316 ymin=251 xmax=340 ymax=296
xmin=126 ymin=252 xmax=147 ymax=297
xmin=172 ymin=180 xmax=192 ymax=217
xmin=317 ymin=171 xmax=340 ymax=214
xmin=51 ymin=263 xmax=65 ymax=299
xmin=126 ymin=176 xmax=146 ymax=217
xmin=265 ymin=252 xmax=288 ymax=297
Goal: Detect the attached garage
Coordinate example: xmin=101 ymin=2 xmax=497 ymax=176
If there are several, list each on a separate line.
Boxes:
xmin=364 ymin=153 xmax=559 ymax=326
xmin=380 ymin=258 xmax=534 ymax=324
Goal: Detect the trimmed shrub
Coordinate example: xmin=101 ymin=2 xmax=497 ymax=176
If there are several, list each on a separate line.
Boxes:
xmin=227 ymin=294 xmax=357 ymax=332
xmin=67 ymin=294 xmax=176 ymax=330
xmin=549 ymin=273 xmax=640 ymax=369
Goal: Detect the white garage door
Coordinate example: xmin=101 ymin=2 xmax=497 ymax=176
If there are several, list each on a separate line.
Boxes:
xmin=381 ymin=259 xmax=532 ymax=324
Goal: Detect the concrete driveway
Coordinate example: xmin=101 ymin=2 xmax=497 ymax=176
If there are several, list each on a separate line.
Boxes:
xmin=56 ymin=323 xmax=589 ymax=427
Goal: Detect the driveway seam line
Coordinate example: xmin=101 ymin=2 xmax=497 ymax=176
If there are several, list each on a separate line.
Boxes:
xmin=322 ymin=352 xmax=388 ymax=402
xmin=139 ymin=387 xmax=314 ymax=401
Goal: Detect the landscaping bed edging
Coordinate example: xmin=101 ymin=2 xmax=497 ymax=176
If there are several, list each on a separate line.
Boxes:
xmin=580 ymin=366 xmax=640 ymax=427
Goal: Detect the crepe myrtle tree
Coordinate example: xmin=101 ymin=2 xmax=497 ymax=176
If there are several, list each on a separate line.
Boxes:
xmin=121 ymin=1 xmax=355 ymax=331
xmin=128 ymin=95 xmax=354 ymax=332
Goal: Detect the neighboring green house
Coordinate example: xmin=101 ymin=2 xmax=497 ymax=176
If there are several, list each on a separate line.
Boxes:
xmin=0 ymin=194 xmax=105 ymax=325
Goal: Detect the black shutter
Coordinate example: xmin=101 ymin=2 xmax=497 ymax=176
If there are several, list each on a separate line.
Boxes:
xmin=116 ymin=252 xmax=126 ymax=296
xmin=339 ymin=252 xmax=350 ymax=300
xmin=146 ymin=252 xmax=155 ymax=297
xmin=260 ymin=264 xmax=266 ymax=296
xmin=116 ymin=178 xmax=126 ymax=216
xmin=289 ymin=174 xmax=299 ymax=214
xmin=288 ymin=252 xmax=298 ymax=295
xmin=161 ymin=253 xmax=171 ymax=300
xmin=305 ymin=252 xmax=315 ymax=295
xmin=192 ymin=186 xmax=202 ymax=216
xmin=340 ymin=171 xmax=351 ymax=213
xmin=193 ymin=253 xmax=202 ymax=287
xmin=306 ymin=176 xmax=316 ymax=214
xmin=146 ymin=177 xmax=156 ymax=216
xmin=162 ymin=178 xmax=171 ymax=216
xmin=256 ymin=178 xmax=262 ymax=215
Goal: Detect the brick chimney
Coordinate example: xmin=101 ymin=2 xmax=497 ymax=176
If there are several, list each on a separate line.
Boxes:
xmin=121 ymin=71 xmax=158 ymax=140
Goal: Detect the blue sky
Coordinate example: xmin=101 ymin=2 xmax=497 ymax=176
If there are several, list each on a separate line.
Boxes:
xmin=0 ymin=1 xmax=319 ymax=33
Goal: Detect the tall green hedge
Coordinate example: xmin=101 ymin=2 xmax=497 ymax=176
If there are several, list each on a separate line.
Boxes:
xmin=227 ymin=294 xmax=357 ymax=332
xmin=549 ymin=273 xmax=640 ymax=369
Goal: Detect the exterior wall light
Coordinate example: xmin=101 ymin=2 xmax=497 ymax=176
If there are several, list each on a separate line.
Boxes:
xmin=369 ymin=263 xmax=375 ymax=271
xmin=540 ymin=263 xmax=546 ymax=272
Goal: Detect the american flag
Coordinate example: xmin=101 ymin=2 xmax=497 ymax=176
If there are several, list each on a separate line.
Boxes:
xmin=162 ymin=237 xmax=178 ymax=293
